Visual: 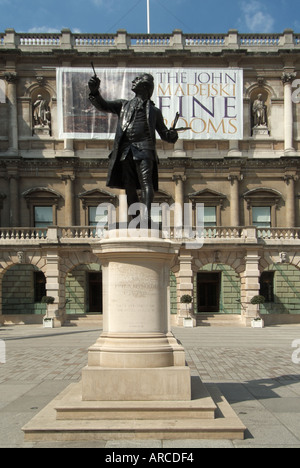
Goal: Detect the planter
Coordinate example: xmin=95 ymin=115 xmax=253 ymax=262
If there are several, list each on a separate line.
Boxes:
xmin=43 ymin=317 xmax=54 ymax=328
xmin=183 ymin=318 xmax=194 ymax=328
xmin=251 ymin=319 xmax=264 ymax=328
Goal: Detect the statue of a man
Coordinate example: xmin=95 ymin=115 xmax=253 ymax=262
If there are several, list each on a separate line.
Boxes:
xmin=252 ymin=94 xmax=267 ymax=127
xmin=88 ymin=73 xmax=178 ymax=223
xmin=33 ymin=94 xmax=51 ymax=128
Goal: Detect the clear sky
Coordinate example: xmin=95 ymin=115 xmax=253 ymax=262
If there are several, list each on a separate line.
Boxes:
xmin=0 ymin=0 xmax=299 ymax=34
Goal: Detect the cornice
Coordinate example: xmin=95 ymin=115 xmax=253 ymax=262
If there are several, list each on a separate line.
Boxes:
xmin=1 ymin=157 xmax=300 ymax=172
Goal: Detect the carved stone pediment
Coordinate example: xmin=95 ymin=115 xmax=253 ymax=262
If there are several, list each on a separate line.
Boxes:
xmin=188 ymin=189 xmax=226 ymax=208
xmin=78 ymin=189 xmax=117 ymax=209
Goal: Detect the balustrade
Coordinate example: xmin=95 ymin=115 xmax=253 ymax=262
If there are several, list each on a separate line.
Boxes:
xmin=1 ymin=226 xmax=300 ymax=245
xmin=1 ymin=29 xmax=299 ymax=52
xmin=0 ymin=227 xmax=47 ymax=241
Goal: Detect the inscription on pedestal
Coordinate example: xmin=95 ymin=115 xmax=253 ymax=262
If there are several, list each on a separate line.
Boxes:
xmin=106 ymin=262 xmax=165 ymax=333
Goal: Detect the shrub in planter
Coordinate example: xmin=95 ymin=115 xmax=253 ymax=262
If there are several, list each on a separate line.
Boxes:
xmin=250 ymin=295 xmax=265 ymax=305
xmin=180 ymin=294 xmax=193 ymax=320
xmin=250 ymin=295 xmax=265 ymax=327
xmin=180 ymin=294 xmax=193 ymax=305
xmin=41 ymin=296 xmax=55 ymax=304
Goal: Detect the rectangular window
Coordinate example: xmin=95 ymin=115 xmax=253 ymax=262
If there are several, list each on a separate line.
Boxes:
xmin=89 ymin=206 xmax=108 ymax=228
xmin=204 ymin=207 xmax=217 ymax=227
xmin=151 ymin=205 xmax=162 ymax=224
xmin=252 ymin=207 xmax=271 ymax=228
xmin=197 ymin=206 xmax=216 ymax=227
xmin=34 ymin=206 xmax=53 ymax=228
xmin=260 ymin=271 xmax=274 ymax=303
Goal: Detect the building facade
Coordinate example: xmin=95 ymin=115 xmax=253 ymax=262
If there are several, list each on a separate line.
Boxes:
xmin=0 ymin=28 xmax=300 ymax=327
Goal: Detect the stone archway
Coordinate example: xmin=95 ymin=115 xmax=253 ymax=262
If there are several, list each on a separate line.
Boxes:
xmin=1 ymin=263 xmax=47 ymax=318
xmin=259 ymin=262 xmax=300 ymax=318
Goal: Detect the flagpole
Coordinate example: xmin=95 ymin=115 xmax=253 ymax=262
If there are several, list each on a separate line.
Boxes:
xmin=147 ymin=0 xmax=150 ymax=34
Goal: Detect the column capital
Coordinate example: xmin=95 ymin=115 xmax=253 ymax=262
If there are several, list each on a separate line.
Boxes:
xmin=4 ymin=72 xmax=18 ymax=84
xmin=5 ymin=165 xmax=19 ymax=180
xmin=228 ymin=173 xmax=243 ymax=183
xmin=59 ymin=173 xmax=76 ymax=182
xmin=281 ymin=71 xmax=297 ymax=84
xmin=172 ymin=174 xmax=186 ymax=182
xmin=283 ymin=174 xmax=298 ymax=183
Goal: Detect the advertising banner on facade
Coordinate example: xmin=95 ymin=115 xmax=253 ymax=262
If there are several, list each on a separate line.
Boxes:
xmin=57 ymin=67 xmax=243 ymax=140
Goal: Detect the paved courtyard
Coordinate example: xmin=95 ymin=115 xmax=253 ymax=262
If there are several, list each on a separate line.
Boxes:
xmin=0 ymin=323 xmax=300 ymax=448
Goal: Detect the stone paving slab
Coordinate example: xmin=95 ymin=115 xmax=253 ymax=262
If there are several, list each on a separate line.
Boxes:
xmin=0 ymin=324 xmax=300 ymax=448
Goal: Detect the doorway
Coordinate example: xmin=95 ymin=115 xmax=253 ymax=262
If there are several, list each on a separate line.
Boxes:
xmin=88 ymin=272 xmax=103 ymax=313
xmin=197 ymin=272 xmax=221 ymax=313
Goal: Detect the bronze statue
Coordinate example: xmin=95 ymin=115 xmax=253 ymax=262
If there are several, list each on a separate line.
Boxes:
xmin=88 ymin=71 xmax=178 ymax=223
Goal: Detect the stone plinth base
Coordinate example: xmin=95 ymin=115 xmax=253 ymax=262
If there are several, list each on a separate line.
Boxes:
xmin=22 ymin=234 xmax=246 ymax=442
xmin=23 ymin=378 xmax=246 ymax=441
xmin=82 ymin=331 xmax=190 ymax=401
xmin=33 ymin=125 xmax=51 ymax=137
xmin=252 ymin=126 xmax=269 ymax=137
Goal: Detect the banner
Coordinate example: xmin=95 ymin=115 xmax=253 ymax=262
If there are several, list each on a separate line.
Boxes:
xmin=57 ymin=67 xmax=243 ymax=140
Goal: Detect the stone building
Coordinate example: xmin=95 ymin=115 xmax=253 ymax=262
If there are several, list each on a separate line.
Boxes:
xmin=0 ymin=28 xmax=300 ymax=327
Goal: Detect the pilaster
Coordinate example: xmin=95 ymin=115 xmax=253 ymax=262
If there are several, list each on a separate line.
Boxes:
xmin=4 ymin=71 xmax=19 ymax=155
xmin=176 ymin=252 xmax=195 ymax=326
xmin=6 ymin=165 xmax=19 ymax=227
xmin=60 ymin=174 xmax=76 ymax=226
xmin=281 ymin=70 xmax=297 ymax=154
xmin=241 ymin=251 xmax=261 ymax=326
xmin=45 ymin=249 xmax=65 ymax=327
xmin=228 ymin=174 xmax=241 ymax=227
xmin=284 ymin=174 xmax=297 ymax=227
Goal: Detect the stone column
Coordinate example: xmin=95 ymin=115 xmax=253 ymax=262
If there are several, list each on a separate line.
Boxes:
xmin=284 ymin=175 xmax=296 ymax=227
xmin=4 ymin=72 xmax=18 ymax=155
xmin=282 ymin=71 xmax=297 ymax=153
xmin=241 ymin=250 xmax=261 ymax=326
xmin=61 ymin=175 xmax=75 ymax=226
xmin=228 ymin=175 xmax=240 ymax=227
xmin=172 ymin=174 xmax=186 ymax=230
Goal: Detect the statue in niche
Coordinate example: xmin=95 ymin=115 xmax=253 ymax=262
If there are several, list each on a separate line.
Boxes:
xmin=32 ymin=94 xmax=51 ymax=135
xmin=252 ymin=94 xmax=267 ymax=127
xmin=252 ymin=93 xmax=269 ymax=136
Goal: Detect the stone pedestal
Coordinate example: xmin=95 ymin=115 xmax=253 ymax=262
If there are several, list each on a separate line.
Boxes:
xmin=252 ymin=125 xmax=269 ymax=137
xmin=82 ymin=234 xmax=190 ymax=402
xmin=23 ymin=233 xmax=246 ymax=441
xmin=33 ymin=125 xmax=51 ymax=137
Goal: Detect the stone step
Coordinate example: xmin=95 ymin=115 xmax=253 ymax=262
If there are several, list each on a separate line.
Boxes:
xmin=22 ymin=380 xmax=246 ymax=442
xmin=196 ymin=314 xmax=243 ymax=327
xmin=65 ymin=314 xmax=103 ymax=327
